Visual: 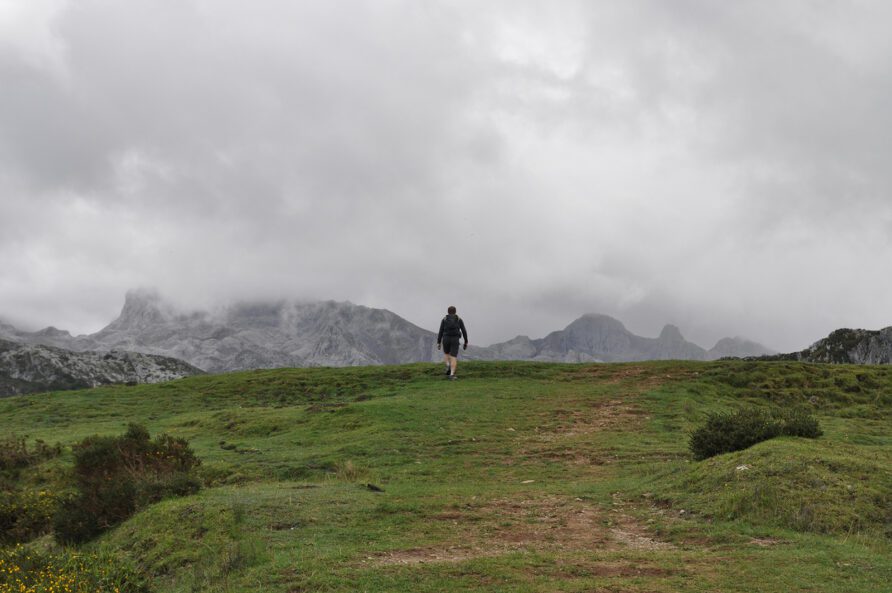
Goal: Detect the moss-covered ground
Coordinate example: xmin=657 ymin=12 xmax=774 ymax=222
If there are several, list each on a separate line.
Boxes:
xmin=1 ymin=360 xmax=891 ymax=592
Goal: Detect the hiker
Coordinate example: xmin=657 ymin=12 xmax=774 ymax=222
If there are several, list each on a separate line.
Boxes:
xmin=437 ymin=306 xmax=468 ymax=380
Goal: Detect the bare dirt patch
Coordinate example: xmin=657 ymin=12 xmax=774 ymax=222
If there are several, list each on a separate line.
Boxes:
xmin=368 ymin=495 xmax=674 ymax=566
xmin=530 ymin=397 xmax=651 ymax=449
xmin=536 ymin=365 xmax=695 ymax=442
xmin=748 ymin=537 xmax=787 ymax=547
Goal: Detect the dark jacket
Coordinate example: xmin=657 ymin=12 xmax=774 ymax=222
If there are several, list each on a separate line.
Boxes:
xmin=437 ymin=315 xmax=468 ymax=344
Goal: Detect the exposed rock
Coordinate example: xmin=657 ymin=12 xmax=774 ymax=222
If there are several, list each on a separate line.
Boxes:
xmin=0 ymin=338 xmax=203 ymax=397
xmin=0 ymin=320 xmax=18 ymax=341
xmin=757 ymin=327 xmax=892 ymax=364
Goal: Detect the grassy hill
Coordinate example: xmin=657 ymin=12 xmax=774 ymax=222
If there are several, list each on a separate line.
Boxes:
xmin=1 ymin=361 xmax=891 ymax=592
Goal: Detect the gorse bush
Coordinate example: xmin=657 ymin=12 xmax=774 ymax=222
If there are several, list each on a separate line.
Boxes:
xmin=54 ymin=424 xmax=201 ymax=545
xmin=0 ymin=544 xmax=149 ymax=593
xmin=690 ymin=407 xmax=822 ymax=460
xmin=0 ymin=489 xmax=58 ymax=544
xmin=0 ymin=436 xmax=60 ymax=472
xmin=0 ymin=437 xmax=63 ymax=544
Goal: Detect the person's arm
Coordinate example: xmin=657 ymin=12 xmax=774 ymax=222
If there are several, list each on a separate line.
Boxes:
xmin=437 ymin=318 xmax=445 ymax=344
xmin=460 ymin=319 xmax=468 ymax=345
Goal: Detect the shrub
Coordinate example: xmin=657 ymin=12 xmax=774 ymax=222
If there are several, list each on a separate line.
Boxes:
xmin=0 ymin=544 xmax=149 ymax=593
xmin=54 ymin=424 xmax=200 ymax=545
xmin=689 ymin=407 xmax=821 ymax=460
xmin=775 ymin=407 xmax=823 ymax=438
xmin=0 ymin=489 xmax=58 ymax=544
xmin=0 ymin=436 xmax=61 ymax=472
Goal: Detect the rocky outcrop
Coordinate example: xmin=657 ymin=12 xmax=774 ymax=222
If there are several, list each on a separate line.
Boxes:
xmin=758 ymin=327 xmax=892 ymax=364
xmin=0 ymin=338 xmax=203 ymax=397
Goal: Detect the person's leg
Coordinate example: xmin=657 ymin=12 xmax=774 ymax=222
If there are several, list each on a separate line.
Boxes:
xmin=446 ymin=355 xmax=454 ymax=375
xmin=450 ymin=355 xmax=457 ymax=377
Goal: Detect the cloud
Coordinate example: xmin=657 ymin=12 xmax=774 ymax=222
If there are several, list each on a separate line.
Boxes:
xmin=1 ymin=1 xmax=891 ymax=351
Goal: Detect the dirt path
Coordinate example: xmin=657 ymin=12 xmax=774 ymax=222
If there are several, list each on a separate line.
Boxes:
xmin=368 ymin=495 xmax=674 ymax=566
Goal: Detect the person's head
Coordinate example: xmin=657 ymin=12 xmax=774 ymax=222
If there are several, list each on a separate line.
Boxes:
xmin=447 ymin=306 xmax=456 ymax=315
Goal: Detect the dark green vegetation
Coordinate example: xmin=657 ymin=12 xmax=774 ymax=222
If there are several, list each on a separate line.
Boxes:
xmin=689 ymin=406 xmax=822 ymax=460
xmin=1 ymin=361 xmax=891 ymax=592
xmin=54 ymin=424 xmax=201 ymax=544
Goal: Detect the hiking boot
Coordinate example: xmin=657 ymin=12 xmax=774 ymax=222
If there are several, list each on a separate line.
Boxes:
xmin=445 ymin=365 xmax=451 ymax=376
xmin=448 ymin=374 xmax=457 ymax=381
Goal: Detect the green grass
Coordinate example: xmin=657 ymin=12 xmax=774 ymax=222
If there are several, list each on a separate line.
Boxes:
xmin=1 ymin=360 xmax=891 ymax=592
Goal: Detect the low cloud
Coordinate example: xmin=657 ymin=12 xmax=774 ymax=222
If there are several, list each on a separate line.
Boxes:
xmin=2 ymin=1 xmax=891 ymax=351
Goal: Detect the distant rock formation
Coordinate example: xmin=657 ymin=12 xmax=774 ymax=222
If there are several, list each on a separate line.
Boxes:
xmin=706 ymin=336 xmax=777 ymax=360
xmin=0 ymin=338 xmax=203 ymax=397
xmin=757 ymin=327 xmax=892 ymax=364
xmin=1 ymin=290 xmax=774 ymax=372
xmin=475 ymin=314 xmax=771 ymax=362
xmin=4 ymin=290 xmax=439 ymax=373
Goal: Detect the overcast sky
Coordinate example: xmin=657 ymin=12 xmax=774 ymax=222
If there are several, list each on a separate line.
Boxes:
xmin=2 ymin=0 xmax=891 ymax=351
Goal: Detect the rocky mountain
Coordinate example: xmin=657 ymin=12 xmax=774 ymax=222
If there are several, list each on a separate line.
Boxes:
xmin=474 ymin=314 xmax=773 ymax=363
xmin=757 ymin=327 xmax=892 ymax=364
xmin=1 ymin=290 xmax=773 ymax=372
xmin=5 ymin=290 xmax=439 ymax=373
xmin=0 ymin=338 xmax=203 ymax=397
xmin=706 ymin=336 xmax=776 ymax=360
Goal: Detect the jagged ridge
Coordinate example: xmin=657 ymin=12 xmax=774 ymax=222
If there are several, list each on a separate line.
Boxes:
xmin=0 ymin=338 xmax=203 ymax=397
xmin=757 ymin=327 xmax=892 ymax=364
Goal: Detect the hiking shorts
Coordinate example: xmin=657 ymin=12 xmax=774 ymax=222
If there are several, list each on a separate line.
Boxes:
xmin=442 ymin=336 xmax=461 ymax=356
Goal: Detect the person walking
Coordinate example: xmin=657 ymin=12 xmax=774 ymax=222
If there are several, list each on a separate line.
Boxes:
xmin=437 ymin=306 xmax=468 ymax=380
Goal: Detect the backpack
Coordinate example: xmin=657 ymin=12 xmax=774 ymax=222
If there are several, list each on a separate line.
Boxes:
xmin=442 ymin=315 xmax=462 ymax=335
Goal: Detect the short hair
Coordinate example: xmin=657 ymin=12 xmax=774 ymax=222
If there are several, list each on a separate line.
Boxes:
xmin=447 ymin=306 xmax=456 ymax=314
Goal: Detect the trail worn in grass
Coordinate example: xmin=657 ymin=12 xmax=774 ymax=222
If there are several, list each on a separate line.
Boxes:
xmin=1 ymin=360 xmax=891 ymax=592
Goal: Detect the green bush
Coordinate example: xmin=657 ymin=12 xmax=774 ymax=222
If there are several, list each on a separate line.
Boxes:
xmin=689 ymin=407 xmax=821 ymax=460
xmin=0 ymin=436 xmax=61 ymax=472
xmin=776 ymin=407 xmax=823 ymax=438
xmin=0 ymin=489 xmax=58 ymax=544
xmin=54 ymin=424 xmax=200 ymax=545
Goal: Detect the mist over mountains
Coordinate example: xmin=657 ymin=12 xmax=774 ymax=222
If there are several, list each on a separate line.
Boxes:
xmin=0 ymin=290 xmax=775 ymax=373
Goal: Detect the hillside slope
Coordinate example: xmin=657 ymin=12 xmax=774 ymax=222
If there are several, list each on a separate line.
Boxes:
xmin=1 ymin=361 xmax=890 ymax=592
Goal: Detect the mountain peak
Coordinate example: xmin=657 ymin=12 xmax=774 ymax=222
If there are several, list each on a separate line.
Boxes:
xmin=658 ymin=324 xmax=684 ymax=341
xmin=33 ymin=326 xmax=72 ymax=338
xmin=105 ymin=288 xmax=171 ymax=331
xmin=706 ymin=336 xmax=776 ymax=360
xmin=571 ymin=313 xmax=628 ymax=331
xmin=124 ymin=287 xmax=163 ymax=305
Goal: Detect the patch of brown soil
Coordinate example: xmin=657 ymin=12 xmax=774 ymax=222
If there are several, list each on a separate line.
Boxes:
xmin=534 ymin=398 xmax=650 ymax=443
xmin=748 ymin=537 xmax=787 ymax=547
xmin=609 ymin=524 xmax=675 ymax=551
xmin=369 ymin=496 xmax=674 ymax=566
xmin=565 ymin=364 xmax=696 ymax=385
xmin=368 ymin=546 xmax=504 ymax=566
xmin=534 ymin=366 xmax=694 ymax=442
xmin=553 ymin=559 xmax=677 ymax=578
